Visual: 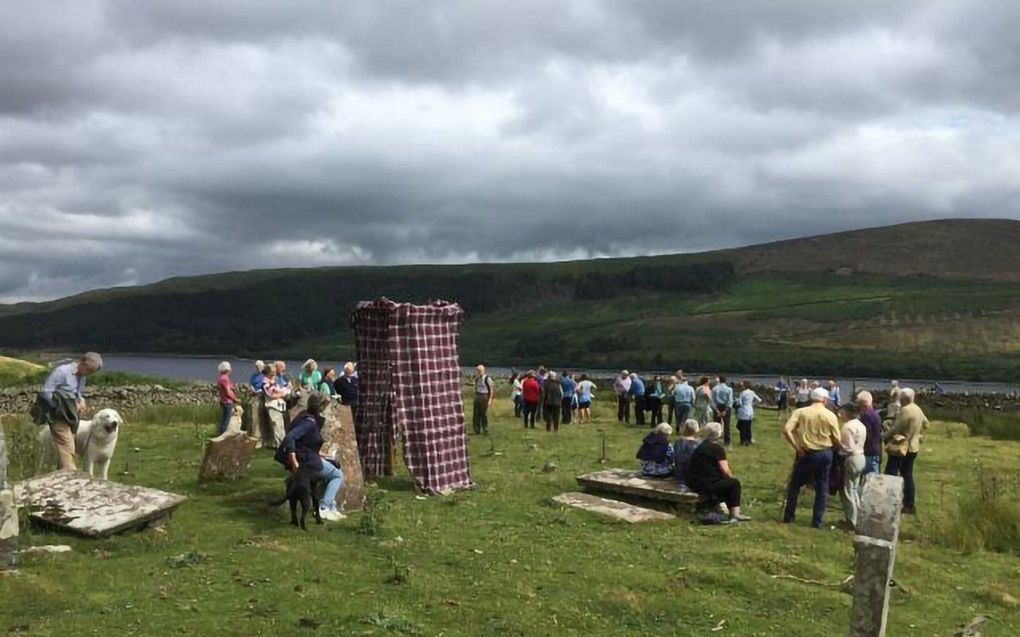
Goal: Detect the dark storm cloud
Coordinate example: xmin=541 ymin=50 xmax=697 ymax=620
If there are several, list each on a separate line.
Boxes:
xmin=1 ymin=0 xmax=1018 ymax=301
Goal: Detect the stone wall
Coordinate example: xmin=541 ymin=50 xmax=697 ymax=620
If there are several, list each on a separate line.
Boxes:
xmin=0 ymin=384 xmax=219 ymax=416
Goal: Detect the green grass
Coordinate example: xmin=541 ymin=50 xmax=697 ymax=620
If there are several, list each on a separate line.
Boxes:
xmin=4 ymin=397 xmax=1020 ymax=635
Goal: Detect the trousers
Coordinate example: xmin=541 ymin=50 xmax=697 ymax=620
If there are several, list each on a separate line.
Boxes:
xmin=472 ymin=395 xmax=490 ymax=434
xmin=885 ymin=452 xmax=919 ymax=509
xmin=543 ymin=404 xmax=561 ymax=432
xmin=840 ymin=454 xmax=866 ymax=526
xmin=784 ymin=448 xmax=833 ymax=528
xmin=50 ymin=419 xmax=77 ymax=470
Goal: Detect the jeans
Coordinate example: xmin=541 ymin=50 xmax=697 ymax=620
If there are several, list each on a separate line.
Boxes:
xmin=736 ymin=418 xmax=753 ymax=445
xmin=675 ymin=404 xmax=692 ymax=427
xmin=317 ymin=461 xmax=345 ymax=511
xmin=522 ymin=401 xmax=539 ymax=428
xmin=885 ymin=452 xmax=918 ymax=509
xmin=218 ymin=402 xmax=234 ymax=435
xmin=863 ymin=454 xmax=881 ymax=477
xmin=841 ymin=454 xmax=866 ymax=526
xmin=784 ymin=448 xmax=833 ymax=528
xmin=513 ymin=395 xmax=523 ymax=418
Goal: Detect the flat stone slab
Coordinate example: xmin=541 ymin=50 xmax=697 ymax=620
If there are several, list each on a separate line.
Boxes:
xmin=14 ymin=471 xmax=186 ymax=538
xmin=198 ymin=432 xmax=257 ymax=481
xmin=553 ymin=492 xmax=675 ymax=523
xmin=576 ymin=469 xmax=700 ymax=505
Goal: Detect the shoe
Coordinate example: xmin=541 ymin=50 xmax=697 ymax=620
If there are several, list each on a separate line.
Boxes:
xmin=319 ymin=508 xmax=346 ymax=522
xmin=732 ymin=514 xmax=752 ymax=522
xmin=901 ymin=506 xmax=916 ymax=515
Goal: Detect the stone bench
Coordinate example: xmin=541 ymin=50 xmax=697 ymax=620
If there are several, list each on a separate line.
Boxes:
xmin=553 ymin=491 xmax=675 ymax=523
xmin=576 ymin=468 xmax=701 ymax=506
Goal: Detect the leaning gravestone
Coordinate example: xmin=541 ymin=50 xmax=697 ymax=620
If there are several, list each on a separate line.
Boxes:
xmin=14 ymin=471 xmax=186 ymax=538
xmin=198 ymin=432 xmax=258 ymax=481
xmin=286 ymin=394 xmax=365 ymax=512
xmin=0 ymin=421 xmax=18 ymax=569
xmin=849 ymin=474 xmax=905 ymax=637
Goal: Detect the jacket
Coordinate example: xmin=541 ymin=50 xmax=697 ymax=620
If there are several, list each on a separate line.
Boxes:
xmin=636 ymin=432 xmax=672 ymax=464
xmin=30 ymin=391 xmax=80 ymax=433
xmin=521 ymin=377 xmax=541 ymax=403
xmin=542 ymin=378 xmax=564 ymax=406
xmin=886 ymin=402 xmax=929 ymax=454
xmin=275 ymin=411 xmax=326 ymax=471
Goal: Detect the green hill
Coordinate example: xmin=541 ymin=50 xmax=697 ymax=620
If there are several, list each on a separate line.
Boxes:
xmin=3 ymin=218 xmax=1020 ymax=380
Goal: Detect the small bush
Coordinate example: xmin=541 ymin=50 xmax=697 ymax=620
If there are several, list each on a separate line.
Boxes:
xmin=924 ymin=465 xmax=1020 ymax=554
xmin=2 ymin=416 xmax=44 ymax=482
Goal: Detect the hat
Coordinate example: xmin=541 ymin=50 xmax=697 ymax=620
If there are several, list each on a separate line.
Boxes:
xmin=810 ymin=387 xmax=829 ymax=401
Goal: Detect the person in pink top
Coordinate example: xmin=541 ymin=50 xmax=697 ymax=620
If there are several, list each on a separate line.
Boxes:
xmin=216 ymin=361 xmax=240 ymax=434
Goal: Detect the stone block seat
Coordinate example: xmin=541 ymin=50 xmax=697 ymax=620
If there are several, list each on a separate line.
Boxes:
xmin=552 ymin=491 xmax=675 ymax=523
xmin=575 ymin=468 xmax=702 ymax=509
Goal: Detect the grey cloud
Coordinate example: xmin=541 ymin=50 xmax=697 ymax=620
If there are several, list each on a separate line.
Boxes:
xmin=1 ymin=0 xmax=1019 ymax=302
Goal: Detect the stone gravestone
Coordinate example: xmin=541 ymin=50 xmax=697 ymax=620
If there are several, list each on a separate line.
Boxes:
xmin=0 ymin=420 xmax=18 ymax=569
xmin=849 ymin=474 xmax=905 ymax=637
xmin=286 ymin=393 xmax=365 ymax=512
xmin=198 ymin=432 xmax=258 ymax=482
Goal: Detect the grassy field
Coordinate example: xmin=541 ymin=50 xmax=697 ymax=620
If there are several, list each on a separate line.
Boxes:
xmin=3 ymin=397 xmax=1020 ymax=636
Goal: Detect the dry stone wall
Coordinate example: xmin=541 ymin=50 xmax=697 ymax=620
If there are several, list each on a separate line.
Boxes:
xmin=0 ymin=384 xmax=219 ymax=415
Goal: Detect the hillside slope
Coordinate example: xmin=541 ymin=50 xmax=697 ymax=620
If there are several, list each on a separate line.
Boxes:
xmin=2 ymin=218 xmax=1019 ymax=379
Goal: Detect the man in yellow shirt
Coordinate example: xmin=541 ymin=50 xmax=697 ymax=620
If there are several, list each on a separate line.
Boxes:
xmin=781 ymin=387 xmax=842 ymax=528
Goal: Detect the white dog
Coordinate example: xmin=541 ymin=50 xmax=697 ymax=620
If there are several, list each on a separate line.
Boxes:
xmin=39 ymin=408 xmax=123 ymax=480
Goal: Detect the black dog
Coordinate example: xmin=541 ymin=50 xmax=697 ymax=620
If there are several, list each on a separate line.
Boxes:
xmin=271 ymin=466 xmax=324 ymax=530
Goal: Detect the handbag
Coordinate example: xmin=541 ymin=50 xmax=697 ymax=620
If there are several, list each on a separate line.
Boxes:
xmin=885 ymin=434 xmax=908 ymax=457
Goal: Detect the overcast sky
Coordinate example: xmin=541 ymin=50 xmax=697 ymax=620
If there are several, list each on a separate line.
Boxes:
xmin=1 ymin=1 xmax=1019 ymax=302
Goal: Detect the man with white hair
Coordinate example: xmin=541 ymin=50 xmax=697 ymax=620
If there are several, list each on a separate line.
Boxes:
xmin=628 ymin=372 xmax=646 ymax=426
xmin=883 ymin=388 xmax=929 ymax=515
xmin=249 ymin=360 xmax=266 ymax=392
xmin=781 ymin=387 xmax=842 ymax=528
xmin=886 ymin=380 xmax=901 ymax=420
xmin=856 ymin=391 xmax=883 ymax=476
xmin=614 ymin=370 xmax=632 ymax=424
xmin=33 ymin=352 xmax=103 ymax=470
xmin=216 ymin=361 xmax=240 ymax=434
xmin=472 ymin=364 xmax=494 ymax=435
xmin=334 ymin=362 xmax=359 ymax=417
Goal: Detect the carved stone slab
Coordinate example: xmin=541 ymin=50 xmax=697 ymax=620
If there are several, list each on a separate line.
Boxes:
xmin=577 ymin=469 xmax=700 ymax=505
xmin=553 ymin=491 xmax=675 ymax=523
xmin=849 ymin=474 xmax=905 ymax=637
xmin=198 ymin=432 xmax=257 ymax=481
xmin=322 ymin=402 xmax=365 ymax=512
xmin=14 ymin=471 xmax=186 ymax=538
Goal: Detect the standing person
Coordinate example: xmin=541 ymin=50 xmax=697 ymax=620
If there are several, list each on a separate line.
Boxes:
xmin=521 ymin=371 xmax=541 ymax=429
xmin=837 ymin=404 xmax=867 ymax=529
xmin=273 ymin=361 xmax=291 ymax=387
xmin=774 ymin=377 xmax=789 ymax=414
xmin=262 ymin=367 xmax=290 ymax=448
xmin=629 ymin=372 xmax=646 ymax=427
xmin=510 ymin=372 xmax=523 ymax=419
xmin=319 ymin=368 xmax=338 ymax=397
xmin=646 ymin=375 xmax=665 ymax=425
xmin=857 ymin=391 xmax=883 ymax=477
xmin=827 ymin=379 xmax=841 ymax=412
xmin=735 ymin=381 xmax=762 ymax=446
xmin=614 ymin=371 xmax=632 ymax=424
xmin=334 ymin=362 xmax=359 ymax=417
xmin=575 ymin=374 xmax=596 ymax=424
xmin=883 ymin=388 xmax=929 ymax=515
xmin=542 ymin=371 xmax=564 ymax=432
xmin=31 ymin=352 xmax=103 ymax=470
xmin=472 ymin=364 xmax=494 ymax=435
xmin=216 ymin=361 xmax=240 ymax=435
xmin=693 ymin=377 xmax=713 ymax=426
xmin=794 ymin=379 xmax=811 ymax=408
xmin=781 ymin=387 xmax=842 ymax=528
xmin=560 ymin=372 xmax=577 ymax=425
xmin=299 ymin=360 xmax=322 ymax=391
xmin=249 ymin=360 xmax=267 ymax=392
xmin=886 ymin=380 xmax=902 ymax=422
xmin=711 ymin=374 xmax=735 ymax=446
xmin=277 ymin=393 xmax=346 ymax=521
xmin=673 ymin=376 xmax=695 ymax=426
xmin=686 ymin=422 xmax=751 ymax=523
xmin=665 ymin=376 xmax=678 ymax=425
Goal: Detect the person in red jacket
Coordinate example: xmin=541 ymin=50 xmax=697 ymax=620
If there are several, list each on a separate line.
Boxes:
xmin=521 ymin=370 xmax=541 ymax=429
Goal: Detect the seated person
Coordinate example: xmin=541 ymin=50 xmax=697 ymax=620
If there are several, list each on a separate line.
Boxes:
xmin=276 ymin=393 xmax=346 ymax=522
xmin=672 ymin=418 xmax=701 ymax=488
xmin=636 ymin=423 xmax=674 ymax=477
xmin=686 ymin=422 xmax=751 ymax=523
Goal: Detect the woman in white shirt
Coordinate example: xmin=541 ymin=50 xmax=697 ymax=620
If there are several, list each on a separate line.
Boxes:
xmin=735 ymin=381 xmax=762 ymax=446
xmin=838 ymin=404 xmax=868 ymax=529
xmin=510 ymin=372 xmax=524 ymax=419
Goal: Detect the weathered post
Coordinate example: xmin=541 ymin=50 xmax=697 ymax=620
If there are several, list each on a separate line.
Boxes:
xmin=0 ymin=419 xmax=19 ymax=569
xmin=849 ymin=474 xmax=905 ymax=637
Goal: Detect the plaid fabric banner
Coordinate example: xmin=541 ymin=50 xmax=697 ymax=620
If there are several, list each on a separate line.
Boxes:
xmin=351 ymin=298 xmax=473 ymax=493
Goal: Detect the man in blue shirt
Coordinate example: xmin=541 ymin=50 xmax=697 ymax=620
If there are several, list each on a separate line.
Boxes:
xmin=673 ymin=377 xmax=696 ymax=426
xmin=711 ymin=374 xmax=735 ymax=446
xmin=38 ymin=352 xmax=103 ymax=470
xmin=559 ymin=372 xmax=577 ymax=425
xmin=249 ymin=360 xmax=267 ymax=393
xmin=628 ymin=372 xmax=646 ymax=426
xmin=774 ymin=377 xmax=789 ymax=414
